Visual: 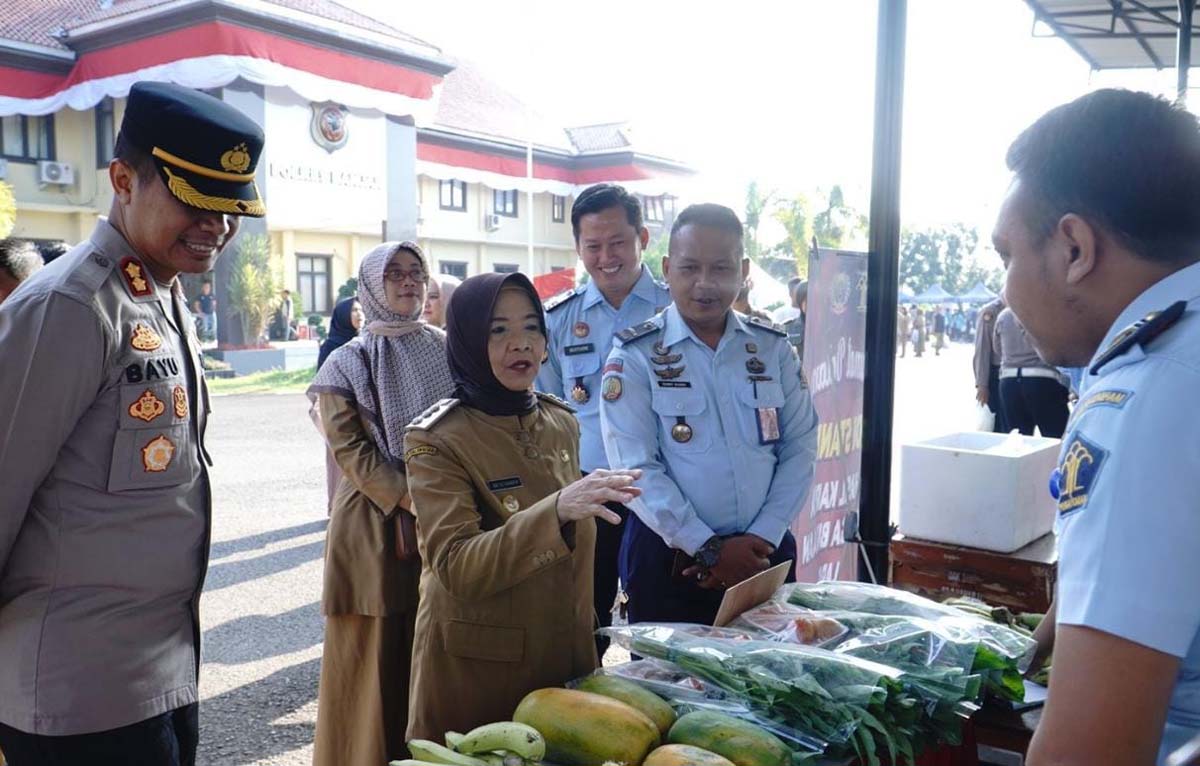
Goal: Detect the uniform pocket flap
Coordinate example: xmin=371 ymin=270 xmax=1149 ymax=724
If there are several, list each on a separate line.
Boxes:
xmin=562 ymin=352 xmax=600 ymax=378
xmin=738 ymin=381 xmax=785 ymax=408
xmin=443 ymin=619 xmax=525 ymax=663
xmin=651 ymin=389 xmax=707 ymax=417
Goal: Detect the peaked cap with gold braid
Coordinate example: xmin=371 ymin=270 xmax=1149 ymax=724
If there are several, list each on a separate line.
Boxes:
xmin=120 ymin=81 xmax=266 ymax=218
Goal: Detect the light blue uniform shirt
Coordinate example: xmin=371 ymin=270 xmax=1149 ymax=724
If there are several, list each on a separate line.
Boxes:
xmin=1053 ymin=260 xmax=1200 ymax=765
xmin=536 ymin=267 xmax=670 ymax=473
xmin=599 ymin=305 xmax=818 ymax=555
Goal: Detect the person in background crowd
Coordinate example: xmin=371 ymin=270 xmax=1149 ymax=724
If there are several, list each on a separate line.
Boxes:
xmin=196 ymin=280 xmax=216 ymax=341
xmin=535 ymin=183 xmax=670 ymax=658
xmin=771 ymin=276 xmax=803 ymax=324
xmin=782 ymin=279 xmax=808 ymax=362
xmin=992 ymin=306 xmax=1069 ymax=438
xmin=932 ymin=306 xmax=947 ymax=355
xmin=0 ymin=80 xmax=266 ymax=766
xmin=973 ymin=297 xmax=1009 ymax=433
xmin=600 ymin=204 xmax=818 ymax=626
xmin=996 ymin=88 xmax=1200 ymax=766
xmin=307 ymin=242 xmax=454 ymax=766
xmin=270 ymin=288 xmax=298 ymax=341
xmin=0 ymin=238 xmax=43 ymax=305
xmin=732 ymin=279 xmax=772 ymax=322
xmin=912 ymin=308 xmax=927 ymax=357
xmin=422 ymin=274 xmax=460 ymax=329
xmin=404 ymin=272 xmax=641 ymax=740
xmin=313 ymin=296 xmax=364 ymax=515
xmin=897 ymin=305 xmax=911 ymax=357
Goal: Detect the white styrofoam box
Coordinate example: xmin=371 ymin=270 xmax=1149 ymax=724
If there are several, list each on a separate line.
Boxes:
xmin=898 ymin=431 xmax=1061 ymax=553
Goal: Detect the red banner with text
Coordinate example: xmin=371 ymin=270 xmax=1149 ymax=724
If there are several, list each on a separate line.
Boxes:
xmin=792 ymin=248 xmax=867 ymax=582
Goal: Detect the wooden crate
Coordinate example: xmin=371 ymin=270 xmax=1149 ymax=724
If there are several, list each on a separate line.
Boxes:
xmin=889 ymin=533 xmax=1056 ymax=614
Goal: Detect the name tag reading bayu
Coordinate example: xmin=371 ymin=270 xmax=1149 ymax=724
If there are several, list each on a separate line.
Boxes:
xmin=564 ymin=343 xmax=595 ymax=356
xmin=486 ymin=476 xmax=524 ymax=493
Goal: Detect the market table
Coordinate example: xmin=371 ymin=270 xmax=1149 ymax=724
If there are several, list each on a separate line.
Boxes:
xmin=889 ymin=533 xmax=1057 ymax=614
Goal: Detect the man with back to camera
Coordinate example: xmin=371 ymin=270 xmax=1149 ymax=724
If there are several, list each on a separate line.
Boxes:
xmin=993 ymin=89 xmax=1200 ymax=766
xmin=0 ymin=81 xmax=266 ymax=765
xmin=536 ymin=183 xmax=671 ymax=654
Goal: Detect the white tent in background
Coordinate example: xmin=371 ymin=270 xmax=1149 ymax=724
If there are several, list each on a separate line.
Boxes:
xmin=747 ymin=259 xmax=792 ymax=310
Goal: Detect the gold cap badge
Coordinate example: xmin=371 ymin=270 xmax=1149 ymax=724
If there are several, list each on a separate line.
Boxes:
xmin=221 ymin=142 xmax=252 ymax=173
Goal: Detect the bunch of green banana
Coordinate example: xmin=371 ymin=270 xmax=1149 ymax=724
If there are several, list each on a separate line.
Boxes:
xmin=395 ymin=722 xmax=546 ymax=766
xmin=943 ymin=596 xmax=1045 ymax=638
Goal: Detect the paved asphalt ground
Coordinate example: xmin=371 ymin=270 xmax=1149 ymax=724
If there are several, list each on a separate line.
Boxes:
xmin=197 ymin=342 xmax=980 ymax=764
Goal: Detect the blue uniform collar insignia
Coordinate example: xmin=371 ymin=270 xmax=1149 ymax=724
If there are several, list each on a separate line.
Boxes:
xmin=1090 ymin=300 xmax=1187 ymax=375
xmin=1056 ymin=431 xmax=1108 ymax=516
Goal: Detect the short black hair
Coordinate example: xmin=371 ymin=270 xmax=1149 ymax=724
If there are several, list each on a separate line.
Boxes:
xmin=669 ymin=203 xmax=744 ymax=248
xmin=112 ymin=131 xmax=156 ymax=181
xmin=37 ymin=240 xmax=70 ymax=263
xmin=0 ymin=238 xmax=44 ymax=282
xmin=1006 ymin=88 xmax=1200 ymax=263
xmin=571 ymin=183 xmax=643 ymax=241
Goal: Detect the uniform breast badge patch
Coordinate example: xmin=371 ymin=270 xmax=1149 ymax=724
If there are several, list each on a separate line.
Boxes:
xmin=1056 ymin=432 xmax=1108 ymax=515
xmin=130 ymin=324 xmax=163 ymax=352
xmin=172 ymin=386 xmax=189 ymax=418
xmin=142 ymin=434 xmax=176 ymax=472
xmin=602 ymin=375 xmax=623 ymax=401
xmin=120 ymin=257 xmax=153 ymax=298
xmin=128 ymin=389 xmax=166 ymax=423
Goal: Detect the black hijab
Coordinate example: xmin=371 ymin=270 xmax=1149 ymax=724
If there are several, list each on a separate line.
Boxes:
xmin=317 ymin=297 xmax=358 ymax=370
xmin=446 ymin=272 xmax=546 ymax=417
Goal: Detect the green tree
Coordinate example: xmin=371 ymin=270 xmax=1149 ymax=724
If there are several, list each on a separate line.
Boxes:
xmin=898 ymin=223 xmax=981 ymax=295
xmin=225 ymin=233 xmax=282 ymax=346
xmin=812 ymin=185 xmax=868 ymax=249
xmin=771 ymin=192 xmax=813 ymax=278
xmin=0 ymin=181 xmax=15 ymax=239
xmin=743 ymin=181 xmax=775 ymax=263
xmin=642 ymin=230 xmax=668 ymax=280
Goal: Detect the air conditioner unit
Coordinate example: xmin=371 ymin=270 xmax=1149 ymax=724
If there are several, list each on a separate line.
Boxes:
xmin=38 ymin=161 xmax=75 ymax=185
xmin=484 ymin=213 xmax=502 ymax=231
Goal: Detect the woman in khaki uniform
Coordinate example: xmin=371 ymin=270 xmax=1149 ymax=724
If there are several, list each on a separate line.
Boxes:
xmin=404 ymin=273 xmax=642 ymax=741
xmin=307 ymin=242 xmax=454 ymax=765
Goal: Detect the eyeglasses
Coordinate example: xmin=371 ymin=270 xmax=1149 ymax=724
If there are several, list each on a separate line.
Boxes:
xmin=383 ymin=268 xmax=428 ymax=283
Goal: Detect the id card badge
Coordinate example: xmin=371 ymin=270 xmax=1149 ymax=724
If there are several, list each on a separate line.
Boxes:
xmin=756 ymin=407 xmax=781 ymax=444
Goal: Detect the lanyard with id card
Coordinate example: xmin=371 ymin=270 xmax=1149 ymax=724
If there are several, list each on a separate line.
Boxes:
xmin=756 ymin=406 xmax=781 ymax=444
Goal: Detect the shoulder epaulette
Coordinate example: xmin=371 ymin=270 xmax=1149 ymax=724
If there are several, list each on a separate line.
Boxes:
xmin=747 ymin=315 xmax=788 ymax=338
xmin=406 ymin=398 xmax=460 ymax=431
xmin=544 ymin=288 xmax=581 ymax=313
xmin=1090 ymin=300 xmax=1187 ymax=375
xmin=536 ymin=391 xmax=576 ymax=414
xmin=614 ymin=319 xmax=660 ymax=346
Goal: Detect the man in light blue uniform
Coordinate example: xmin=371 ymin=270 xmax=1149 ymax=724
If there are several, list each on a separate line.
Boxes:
xmin=600 ymin=203 xmax=818 ymax=625
xmin=536 ymin=184 xmax=670 ymax=649
xmin=993 ymin=89 xmax=1200 ymax=766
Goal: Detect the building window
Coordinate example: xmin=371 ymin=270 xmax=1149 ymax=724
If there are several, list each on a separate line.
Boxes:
xmin=440 ymin=261 xmax=468 ymax=279
xmin=493 ymin=189 xmax=518 ymax=217
xmin=551 ymin=195 xmax=566 ymax=222
xmin=96 ymin=98 xmax=115 ymax=168
xmin=439 ymin=179 xmax=466 ymax=211
xmin=642 ymin=195 xmax=664 ymax=224
xmin=494 ymin=263 xmax=519 ymax=273
xmin=297 ymin=254 xmax=332 ymax=314
xmin=1 ymin=114 xmax=54 ymax=161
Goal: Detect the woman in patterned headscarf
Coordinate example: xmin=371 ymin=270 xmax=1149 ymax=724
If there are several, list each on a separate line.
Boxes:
xmin=307 ymin=242 xmax=454 ymax=766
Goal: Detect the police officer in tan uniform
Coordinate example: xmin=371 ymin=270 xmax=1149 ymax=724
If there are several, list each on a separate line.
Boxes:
xmin=0 ymin=81 xmax=265 ymax=765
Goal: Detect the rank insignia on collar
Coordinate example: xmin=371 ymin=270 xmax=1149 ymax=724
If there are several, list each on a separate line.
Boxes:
xmin=142 ymin=434 xmax=176 ymax=472
xmin=120 ymin=257 xmax=153 ymax=298
xmin=128 ymin=389 xmax=166 ymax=423
xmin=1090 ymin=300 xmax=1187 ymax=375
xmin=651 ymin=353 xmax=682 ymax=365
xmin=654 ymin=365 xmax=685 ymax=380
xmin=130 ymin=323 xmax=163 ymax=352
xmin=173 ymin=386 xmax=189 ymax=418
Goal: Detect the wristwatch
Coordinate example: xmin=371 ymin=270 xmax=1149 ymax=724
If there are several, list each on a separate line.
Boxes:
xmin=694 ymin=535 xmax=724 ymax=570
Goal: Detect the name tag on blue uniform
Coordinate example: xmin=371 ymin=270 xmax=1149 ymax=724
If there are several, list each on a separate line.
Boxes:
xmin=564 ymin=343 xmax=595 ymax=356
xmin=757 ymin=407 xmax=781 ymax=444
